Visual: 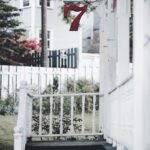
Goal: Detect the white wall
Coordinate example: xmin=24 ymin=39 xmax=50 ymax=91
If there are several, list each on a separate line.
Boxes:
xmin=34 ymin=1 xmax=81 ymax=50
xmin=105 ymin=77 xmax=134 ymax=149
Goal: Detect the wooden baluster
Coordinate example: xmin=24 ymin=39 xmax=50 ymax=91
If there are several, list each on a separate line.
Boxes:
xmin=60 ymin=96 xmax=64 ymax=134
xmin=39 ymin=97 xmax=42 ymax=135
xmin=99 ymin=95 xmax=101 ymax=132
xmin=49 ymin=96 xmax=53 ymax=134
xmin=92 ymin=95 xmax=96 ymax=133
xmin=82 ymin=95 xmax=85 ymax=133
xmin=70 ymin=96 xmax=74 ymax=133
xmin=28 ymin=95 xmax=33 ymax=137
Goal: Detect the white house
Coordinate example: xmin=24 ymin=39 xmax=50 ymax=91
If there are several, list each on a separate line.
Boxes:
xmin=8 ymin=0 xmax=100 ymax=67
xmin=10 ymin=0 xmax=81 ymax=50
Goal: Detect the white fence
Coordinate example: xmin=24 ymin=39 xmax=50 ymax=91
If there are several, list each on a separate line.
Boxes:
xmin=101 ymin=76 xmax=134 ymax=149
xmin=0 ymin=64 xmax=99 ymax=100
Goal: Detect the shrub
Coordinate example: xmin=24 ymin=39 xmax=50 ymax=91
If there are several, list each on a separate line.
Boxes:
xmin=32 ymin=97 xmax=82 ymax=140
xmin=67 ymin=79 xmax=99 ymax=93
xmin=42 ymin=76 xmax=59 ymax=94
xmin=32 ymin=113 xmax=82 ymax=136
xmin=0 ymin=95 xmax=17 ymax=115
xmin=67 ymin=79 xmax=99 ymax=113
xmin=42 ymin=78 xmax=100 ymax=114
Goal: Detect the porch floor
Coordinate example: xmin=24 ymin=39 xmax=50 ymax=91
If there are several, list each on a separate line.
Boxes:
xmin=26 ymin=140 xmax=116 ymax=150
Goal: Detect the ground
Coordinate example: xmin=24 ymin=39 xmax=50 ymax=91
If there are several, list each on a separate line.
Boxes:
xmin=0 ymin=112 xmax=99 ymax=149
xmin=0 ymin=115 xmax=17 ymax=150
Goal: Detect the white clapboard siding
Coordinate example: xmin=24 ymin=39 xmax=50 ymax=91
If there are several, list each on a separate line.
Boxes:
xmin=103 ymin=76 xmax=134 ymax=149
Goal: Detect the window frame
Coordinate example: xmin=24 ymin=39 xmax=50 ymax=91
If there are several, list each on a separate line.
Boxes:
xmin=37 ymin=28 xmax=53 ymax=51
xmin=37 ymin=0 xmax=54 ymax=9
xmin=23 ymin=0 xmax=30 ymax=7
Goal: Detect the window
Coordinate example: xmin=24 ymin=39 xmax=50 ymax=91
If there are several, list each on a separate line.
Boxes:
xmin=39 ymin=0 xmax=53 ymax=8
xmin=47 ymin=31 xmax=51 ymax=49
xmin=23 ymin=0 xmax=29 ymax=7
xmin=38 ymin=29 xmax=53 ymax=50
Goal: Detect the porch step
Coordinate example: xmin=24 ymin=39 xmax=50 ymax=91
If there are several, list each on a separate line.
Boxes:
xmin=26 ymin=141 xmax=116 ymax=150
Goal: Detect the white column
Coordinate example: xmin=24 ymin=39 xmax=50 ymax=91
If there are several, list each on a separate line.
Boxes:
xmin=14 ymin=132 xmax=24 ymax=150
xmin=14 ymin=82 xmax=28 ymax=150
xmin=134 ymin=0 xmax=150 ymax=149
xmin=116 ymin=0 xmax=130 ymax=83
xmin=101 ymin=0 xmax=118 ymax=137
xmin=143 ymin=1 xmax=150 ymax=149
xmin=99 ymin=1 xmax=106 ymax=94
xmin=106 ymin=12 xmax=117 ymax=90
xmin=99 ymin=1 xmax=107 ymax=135
xmin=133 ymin=0 xmax=144 ymax=149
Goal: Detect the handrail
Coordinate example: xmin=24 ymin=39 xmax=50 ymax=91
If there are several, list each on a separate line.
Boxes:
xmin=28 ymin=92 xmax=104 ymax=98
xmin=27 ymin=75 xmax=133 ymax=98
xmin=108 ymin=74 xmax=133 ymax=95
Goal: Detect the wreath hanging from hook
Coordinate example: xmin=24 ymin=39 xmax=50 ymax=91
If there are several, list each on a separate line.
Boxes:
xmin=62 ymin=0 xmax=102 ymax=31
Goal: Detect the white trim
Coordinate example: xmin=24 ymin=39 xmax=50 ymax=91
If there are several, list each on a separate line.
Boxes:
xmin=31 ymin=133 xmax=103 ymax=138
xmin=28 ymin=92 xmax=103 ymax=98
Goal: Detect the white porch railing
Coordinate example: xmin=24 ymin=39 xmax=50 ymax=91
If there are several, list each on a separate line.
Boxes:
xmin=102 ymin=75 xmax=134 ymax=149
xmin=14 ymin=82 xmax=103 ymax=150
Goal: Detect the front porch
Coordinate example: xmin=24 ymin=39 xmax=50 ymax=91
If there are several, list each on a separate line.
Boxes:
xmin=12 ymin=0 xmax=150 ymax=150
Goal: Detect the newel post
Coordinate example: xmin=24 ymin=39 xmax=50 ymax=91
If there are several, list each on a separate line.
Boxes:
xmin=14 ymin=81 xmax=28 ymax=150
